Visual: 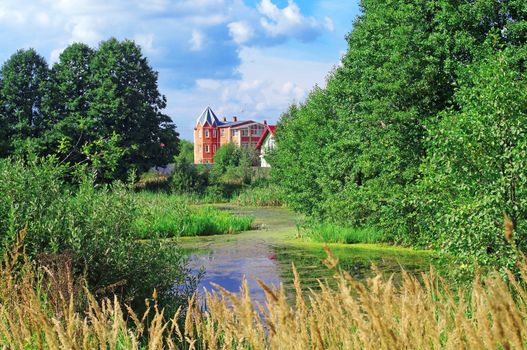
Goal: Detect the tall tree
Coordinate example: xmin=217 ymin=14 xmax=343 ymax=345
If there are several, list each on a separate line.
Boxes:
xmin=87 ymin=38 xmax=179 ymax=180
xmin=0 ymin=49 xmax=49 ymax=155
xmin=0 ymin=77 xmax=8 ymax=157
xmin=41 ymin=43 xmax=95 ymax=163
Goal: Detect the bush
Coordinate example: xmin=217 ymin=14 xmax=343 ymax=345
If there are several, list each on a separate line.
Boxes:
xmin=171 ymin=163 xmax=209 ymax=194
xmin=0 ymin=157 xmax=195 ymax=309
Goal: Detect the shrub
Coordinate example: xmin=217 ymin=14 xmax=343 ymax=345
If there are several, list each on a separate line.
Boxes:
xmin=0 ymin=157 xmax=195 ymax=309
xmin=170 ymin=163 xmax=209 ymax=194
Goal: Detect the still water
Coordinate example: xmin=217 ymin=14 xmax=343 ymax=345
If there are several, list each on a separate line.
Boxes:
xmin=182 ymin=206 xmax=431 ymax=304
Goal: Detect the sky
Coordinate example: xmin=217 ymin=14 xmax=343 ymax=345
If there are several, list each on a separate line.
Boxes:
xmin=0 ymin=0 xmax=360 ymax=140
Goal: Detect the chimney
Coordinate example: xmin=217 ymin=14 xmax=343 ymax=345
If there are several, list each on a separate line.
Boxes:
xmin=263 ymin=120 xmax=267 ymax=125
xmin=233 ymin=116 xmax=238 ymax=122
xmin=223 ymin=117 xmax=227 ymax=122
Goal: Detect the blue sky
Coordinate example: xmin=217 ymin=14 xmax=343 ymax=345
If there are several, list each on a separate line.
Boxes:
xmin=0 ymin=0 xmax=360 ymax=139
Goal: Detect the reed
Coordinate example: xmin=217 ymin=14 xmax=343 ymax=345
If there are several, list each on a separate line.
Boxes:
xmin=300 ymin=222 xmax=385 ymax=244
xmin=133 ymin=193 xmax=253 ymax=238
xmin=3 ymin=233 xmax=527 ymax=349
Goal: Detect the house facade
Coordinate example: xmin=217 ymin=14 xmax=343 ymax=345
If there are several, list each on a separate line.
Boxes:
xmin=194 ymin=107 xmax=266 ymax=164
xmin=255 ymin=125 xmax=276 ymax=168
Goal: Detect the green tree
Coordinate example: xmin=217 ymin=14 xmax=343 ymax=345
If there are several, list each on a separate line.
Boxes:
xmin=0 ymin=49 xmax=49 ymax=155
xmin=0 ymin=78 xmax=8 ymax=157
xmin=273 ymin=0 xmax=527 ymax=247
xmin=174 ymin=140 xmax=194 ymax=165
xmin=88 ymin=38 xmax=179 ymax=180
xmin=418 ymin=48 xmax=527 ymax=277
xmin=40 ymin=43 xmax=95 ymax=163
xmin=213 ymin=143 xmax=240 ymax=174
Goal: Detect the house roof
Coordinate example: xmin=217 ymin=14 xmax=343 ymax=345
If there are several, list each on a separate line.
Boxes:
xmin=218 ymin=120 xmax=252 ymax=128
xmin=196 ymin=106 xmax=221 ymax=127
xmin=256 ymin=125 xmax=276 ymax=150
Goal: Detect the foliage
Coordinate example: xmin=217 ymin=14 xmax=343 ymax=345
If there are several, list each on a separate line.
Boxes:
xmin=88 ymin=38 xmax=179 ymax=180
xmin=417 ymin=48 xmax=527 ymax=279
xmin=0 ymin=157 xmax=194 ymax=309
xmin=211 ymin=143 xmax=258 ymax=186
xmin=133 ymin=192 xmax=253 ymax=238
xmin=171 ymin=163 xmax=209 ymax=195
xmin=174 ymin=139 xmax=194 ymax=165
xmin=272 ymin=0 xmax=527 ymax=274
xmin=0 ymin=49 xmax=49 ymax=156
xmin=0 ymin=39 xmax=179 ymax=181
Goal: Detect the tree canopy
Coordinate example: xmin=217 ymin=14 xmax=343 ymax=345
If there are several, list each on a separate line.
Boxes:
xmin=271 ymin=0 xmax=527 ymax=276
xmin=0 ymin=39 xmax=179 ymax=180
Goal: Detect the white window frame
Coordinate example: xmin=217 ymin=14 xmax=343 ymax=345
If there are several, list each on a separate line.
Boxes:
xmin=205 ymin=129 xmax=210 ymax=138
xmin=242 ymin=129 xmax=249 ymax=137
xmin=213 ymin=130 xmax=217 ymax=138
xmin=199 ymin=130 xmax=202 ymax=139
xmin=221 ymin=129 xmax=225 ymax=137
xmin=199 ymin=145 xmax=202 ymax=152
xmin=213 ymin=144 xmax=217 ymax=152
xmin=205 ymin=144 xmax=210 ymax=153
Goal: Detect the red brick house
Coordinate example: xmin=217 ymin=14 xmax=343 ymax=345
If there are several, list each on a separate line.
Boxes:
xmin=194 ymin=107 xmax=266 ymax=164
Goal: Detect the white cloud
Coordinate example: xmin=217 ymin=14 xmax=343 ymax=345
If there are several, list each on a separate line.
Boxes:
xmin=50 ymin=47 xmax=65 ymax=63
xmin=228 ymin=21 xmax=254 ymax=45
xmin=257 ymin=0 xmax=333 ymax=41
xmin=0 ymin=0 xmax=348 ymax=140
xmin=165 ymin=46 xmax=334 ymax=139
xmin=190 ymin=30 xmax=204 ymax=51
xmin=135 ymin=33 xmax=156 ymax=55
xmin=70 ymin=17 xmax=101 ymax=45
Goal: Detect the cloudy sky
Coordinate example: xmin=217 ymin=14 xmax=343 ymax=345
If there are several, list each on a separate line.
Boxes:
xmin=0 ymin=0 xmax=360 ymax=139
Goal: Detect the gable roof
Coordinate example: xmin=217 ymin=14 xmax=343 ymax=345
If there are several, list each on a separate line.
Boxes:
xmin=256 ymin=125 xmax=276 ymax=150
xmin=196 ymin=106 xmax=221 ymax=127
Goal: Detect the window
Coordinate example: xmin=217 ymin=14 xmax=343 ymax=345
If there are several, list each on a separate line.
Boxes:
xmin=232 ymin=130 xmax=237 ymax=136
xmin=213 ymin=130 xmax=217 ymax=138
xmin=213 ymin=145 xmax=217 ymax=152
xmin=205 ymin=129 xmax=210 ymax=138
xmin=252 ymin=126 xmax=263 ymax=136
xmin=198 ymin=130 xmax=202 ymax=139
xmin=221 ymin=129 xmax=225 ymax=137
xmin=199 ymin=145 xmax=202 ymax=152
xmin=242 ymin=129 xmax=249 ymax=137
xmin=205 ymin=145 xmax=210 ymax=153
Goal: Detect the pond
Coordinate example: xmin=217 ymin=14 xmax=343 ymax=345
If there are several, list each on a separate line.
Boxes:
xmin=180 ymin=206 xmax=432 ymax=304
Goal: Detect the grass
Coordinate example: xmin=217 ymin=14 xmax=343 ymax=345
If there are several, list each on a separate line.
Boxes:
xmin=233 ymin=184 xmax=284 ymax=207
xmin=3 ymin=231 xmax=527 ymax=349
xmin=300 ymin=222 xmax=385 ymax=244
xmin=133 ymin=192 xmax=253 ymax=238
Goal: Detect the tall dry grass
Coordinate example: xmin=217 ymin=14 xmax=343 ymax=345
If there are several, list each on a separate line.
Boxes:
xmin=2 ymin=232 xmax=527 ymax=349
